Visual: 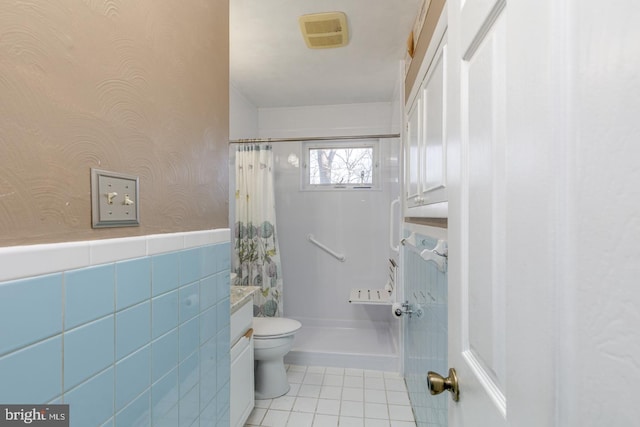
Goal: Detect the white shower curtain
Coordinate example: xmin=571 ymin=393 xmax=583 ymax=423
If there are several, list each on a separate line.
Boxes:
xmin=233 ymin=144 xmax=283 ymax=317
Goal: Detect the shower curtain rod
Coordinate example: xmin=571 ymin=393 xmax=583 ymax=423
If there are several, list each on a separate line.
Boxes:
xmin=229 ymin=133 xmax=400 ymax=144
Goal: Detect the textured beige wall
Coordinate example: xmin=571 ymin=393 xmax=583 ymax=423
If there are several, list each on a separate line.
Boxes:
xmin=0 ymin=0 xmax=229 ymax=247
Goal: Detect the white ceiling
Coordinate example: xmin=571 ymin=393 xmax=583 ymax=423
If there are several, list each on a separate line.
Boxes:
xmin=230 ymin=0 xmax=422 ymax=108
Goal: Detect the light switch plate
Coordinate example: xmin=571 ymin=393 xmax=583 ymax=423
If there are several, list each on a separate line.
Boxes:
xmin=91 ymin=168 xmax=140 ymax=228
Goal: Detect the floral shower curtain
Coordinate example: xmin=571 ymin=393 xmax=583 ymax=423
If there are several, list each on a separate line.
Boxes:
xmin=233 ymin=144 xmax=283 ymax=317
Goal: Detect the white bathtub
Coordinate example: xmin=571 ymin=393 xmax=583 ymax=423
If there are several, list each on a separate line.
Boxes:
xmin=283 ymin=317 xmax=400 ymax=371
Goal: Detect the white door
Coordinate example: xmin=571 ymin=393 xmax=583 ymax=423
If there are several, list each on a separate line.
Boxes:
xmin=444 ymin=0 xmax=558 ymax=425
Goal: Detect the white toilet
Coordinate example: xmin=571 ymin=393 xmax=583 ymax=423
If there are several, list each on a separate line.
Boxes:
xmin=252 ymin=316 xmax=302 ymax=399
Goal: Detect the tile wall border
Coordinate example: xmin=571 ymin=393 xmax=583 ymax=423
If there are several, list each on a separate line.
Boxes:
xmin=0 ymin=229 xmax=231 ymax=283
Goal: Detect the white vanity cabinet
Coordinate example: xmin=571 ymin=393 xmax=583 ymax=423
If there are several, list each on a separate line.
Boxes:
xmin=405 ymin=21 xmax=448 ymax=217
xmin=230 ymin=292 xmax=254 ymax=427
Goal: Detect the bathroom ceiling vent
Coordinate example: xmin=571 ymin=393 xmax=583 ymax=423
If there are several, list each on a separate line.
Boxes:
xmin=298 ymin=12 xmax=349 ymax=49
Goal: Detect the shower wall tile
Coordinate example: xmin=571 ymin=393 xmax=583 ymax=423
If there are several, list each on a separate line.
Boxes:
xmin=0 ymin=230 xmax=230 ymax=427
xmin=0 ymin=273 xmax=63 ymax=356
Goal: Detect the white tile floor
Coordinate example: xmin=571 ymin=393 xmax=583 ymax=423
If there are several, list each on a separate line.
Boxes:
xmin=245 ymin=365 xmax=417 ymax=427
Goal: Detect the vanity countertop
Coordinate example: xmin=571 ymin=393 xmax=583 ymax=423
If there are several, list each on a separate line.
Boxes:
xmin=231 ymin=286 xmax=260 ymax=314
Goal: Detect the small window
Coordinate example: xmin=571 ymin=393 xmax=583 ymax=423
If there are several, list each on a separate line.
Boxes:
xmin=302 ymin=140 xmax=380 ymax=190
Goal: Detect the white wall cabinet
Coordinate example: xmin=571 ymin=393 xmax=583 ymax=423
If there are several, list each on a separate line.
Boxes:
xmin=405 ymin=27 xmax=448 ymax=217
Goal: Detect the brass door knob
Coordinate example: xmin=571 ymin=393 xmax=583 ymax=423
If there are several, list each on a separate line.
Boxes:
xmin=427 ymin=368 xmax=459 ymax=402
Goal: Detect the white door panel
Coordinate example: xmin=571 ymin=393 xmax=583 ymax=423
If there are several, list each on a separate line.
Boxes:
xmin=446 ymin=0 xmax=640 ymax=425
xmin=458 ymin=3 xmax=508 ymax=422
xmin=464 ymin=6 xmax=507 ymax=407
xmin=449 ymin=0 xmax=561 ymax=425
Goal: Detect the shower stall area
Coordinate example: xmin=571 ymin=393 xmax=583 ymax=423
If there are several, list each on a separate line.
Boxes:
xmin=229 ymin=96 xmax=404 ymax=371
xmin=273 ymin=135 xmax=400 ymax=371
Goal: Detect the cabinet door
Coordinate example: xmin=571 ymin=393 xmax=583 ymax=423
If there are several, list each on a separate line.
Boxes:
xmin=230 ymin=334 xmax=254 ymax=427
xmin=406 ymin=96 xmax=423 ymax=207
xmin=404 ymin=29 xmax=448 ymax=215
xmin=421 ymin=40 xmax=447 ymax=204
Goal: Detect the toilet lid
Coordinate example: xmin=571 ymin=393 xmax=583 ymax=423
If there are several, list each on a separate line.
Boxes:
xmin=253 ymin=317 xmax=302 ymax=338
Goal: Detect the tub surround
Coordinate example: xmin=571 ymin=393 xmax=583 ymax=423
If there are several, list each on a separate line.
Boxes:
xmin=0 ymin=229 xmax=231 ymax=426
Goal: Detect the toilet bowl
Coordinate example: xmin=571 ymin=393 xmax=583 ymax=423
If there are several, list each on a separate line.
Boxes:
xmin=252 ymin=317 xmax=302 ymax=399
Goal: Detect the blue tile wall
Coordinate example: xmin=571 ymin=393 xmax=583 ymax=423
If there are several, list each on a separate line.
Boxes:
xmin=0 ymin=241 xmax=231 ymax=427
xmin=152 ymin=252 xmax=180 ymax=297
xmin=152 ymin=329 xmax=179 ymax=383
xmin=116 ymin=257 xmax=151 ymax=310
xmin=0 ymin=273 xmax=63 ymax=355
xmin=64 ymin=265 xmax=114 ymax=329
xmin=403 ymin=231 xmax=448 ymax=427
xmin=64 ymin=315 xmax=115 ymax=390
xmin=0 ymin=336 xmax=62 ymax=403
xmin=116 ymin=301 xmax=151 ymax=360
xmin=152 ymin=290 xmax=180 ymax=339
xmin=115 ymin=345 xmax=151 ymax=411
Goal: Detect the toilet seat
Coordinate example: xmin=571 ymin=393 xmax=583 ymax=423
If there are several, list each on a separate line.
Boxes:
xmin=253 ymin=317 xmax=301 ymax=339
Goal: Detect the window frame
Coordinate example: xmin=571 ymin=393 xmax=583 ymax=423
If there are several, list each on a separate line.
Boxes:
xmin=301 ymin=139 xmax=381 ymax=191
